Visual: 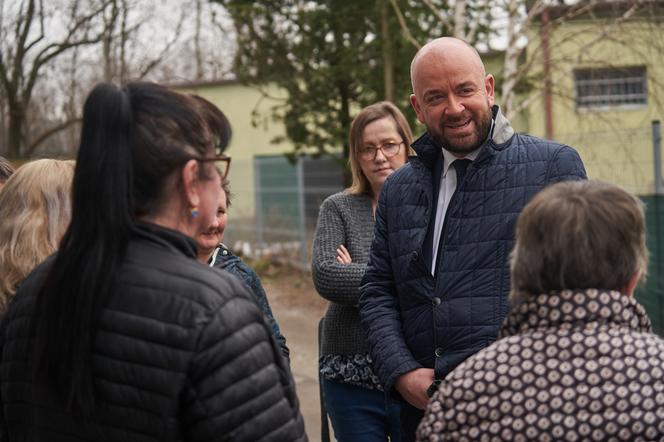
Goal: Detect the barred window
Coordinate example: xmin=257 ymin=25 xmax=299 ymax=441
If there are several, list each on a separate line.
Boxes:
xmin=574 ymin=67 xmax=647 ymax=109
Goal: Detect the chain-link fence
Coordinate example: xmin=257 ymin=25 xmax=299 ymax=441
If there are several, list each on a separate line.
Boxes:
xmin=222 ymin=154 xmax=344 ymax=270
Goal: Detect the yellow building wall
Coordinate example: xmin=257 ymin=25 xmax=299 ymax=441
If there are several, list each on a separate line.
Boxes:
xmin=525 ymin=17 xmax=664 ymax=194
xmin=482 ymin=51 xmax=530 ymax=133
xmin=175 ymin=81 xmax=293 ymax=224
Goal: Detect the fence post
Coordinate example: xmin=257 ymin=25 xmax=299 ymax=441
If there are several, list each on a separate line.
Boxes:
xmin=653 ymin=120 xmax=663 ymax=334
xmin=654 ymin=120 xmax=662 ymax=195
xmin=652 ymin=120 xmax=664 ymax=195
xmin=254 ymin=157 xmax=264 ymax=250
xmin=296 ymin=157 xmax=307 ymax=269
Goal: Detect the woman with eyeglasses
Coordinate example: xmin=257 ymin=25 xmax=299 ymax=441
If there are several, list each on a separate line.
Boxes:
xmin=312 ymin=101 xmax=414 ymax=441
xmin=0 ymin=82 xmax=305 ymax=441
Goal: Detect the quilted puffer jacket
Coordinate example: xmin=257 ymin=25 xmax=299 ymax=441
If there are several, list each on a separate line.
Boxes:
xmin=210 ymin=243 xmax=290 ymax=361
xmin=417 ymin=289 xmax=664 ymax=441
xmin=359 ymin=106 xmax=587 ymax=395
xmin=0 ymin=222 xmax=307 ymax=442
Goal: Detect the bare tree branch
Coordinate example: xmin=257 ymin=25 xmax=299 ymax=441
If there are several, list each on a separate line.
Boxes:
xmin=454 ymin=0 xmax=467 ymax=39
xmin=32 ymin=1 xmax=110 ymax=68
xmin=0 ymin=0 xmax=110 ymax=156
xmin=389 ymin=0 xmax=422 ymax=49
xmin=194 ymin=0 xmax=203 ymax=80
xmin=137 ymin=3 xmax=186 ymax=78
xmin=466 ymin=0 xmax=488 ymax=43
xmin=422 ymin=0 xmax=451 ymax=30
xmin=119 ymin=0 xmax=128 ymax=83
xmin=25 ymin=116 xmax=81 ymax=155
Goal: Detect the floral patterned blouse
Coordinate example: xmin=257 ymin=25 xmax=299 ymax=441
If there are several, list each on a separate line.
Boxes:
xmin=320 ymin=353 xmax=383 ymax=391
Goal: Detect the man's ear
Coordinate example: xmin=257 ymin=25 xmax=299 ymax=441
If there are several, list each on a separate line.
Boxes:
xmin=181 ymin=159 xmax=201 ymax=209
xmin=485 ymin=74 xmax=495 ymax=107
xmin=410 ymin=93 xmax=425 ymax=124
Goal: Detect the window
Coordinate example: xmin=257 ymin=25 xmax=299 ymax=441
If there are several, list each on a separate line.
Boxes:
xmin=574 ymin=66 xmax=647 ymax=109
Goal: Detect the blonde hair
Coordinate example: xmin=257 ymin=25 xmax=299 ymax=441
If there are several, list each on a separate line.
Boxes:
xmin=0 ymin=156 xmax=14 ymax=183
xmin=0 ymin=159 xmax=75 ymax=311
xmin=347 ymin=101 xmax=414 ymax=197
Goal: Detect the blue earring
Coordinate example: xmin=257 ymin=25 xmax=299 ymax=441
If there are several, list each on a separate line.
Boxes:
xmin=190 ymin=207 xmax=199 ymax=218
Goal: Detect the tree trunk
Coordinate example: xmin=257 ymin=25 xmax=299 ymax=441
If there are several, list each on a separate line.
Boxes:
xmin=381 ymin=0 xmax=395 ymax=102
xmin=454 ymin=0 xmax=467 ymax=39
xmin=119 ymin=0 xmax=129 ymax=83
xmin=195 ymin=0 xmax=204 ymax=80
xmin=338 ymin=81 xmax=352 ymax=187
xmin=541 ymin=7 xmax=553 ymax=139
xmin=501 ymin=0 xmax=520 ymax=119
xmin=8 ymin=105 xmax=25 ymax=158
xmin=102 ymin=0 xmax=119 ymax=82
xmin=0 ymin=94 xmax=7 ymax=155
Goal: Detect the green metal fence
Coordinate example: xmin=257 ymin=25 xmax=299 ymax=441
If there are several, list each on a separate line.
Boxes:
xmin=252 ymin=154 xmax=344 ymax=268
xmin=635 ymin=195 xmax=664 ymax=335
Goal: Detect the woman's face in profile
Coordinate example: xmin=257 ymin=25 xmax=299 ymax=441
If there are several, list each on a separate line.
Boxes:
xmin=194 ymin=167 xmax=222 ymax=237
xmin=197 ymin=188 xmax=227 ymax=258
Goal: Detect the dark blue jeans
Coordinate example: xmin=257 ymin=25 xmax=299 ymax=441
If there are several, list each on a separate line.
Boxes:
xmin=399 ymin=401 xmax=424 ymax=442
xmin=322 ymin=379 xmax=401 ymax=442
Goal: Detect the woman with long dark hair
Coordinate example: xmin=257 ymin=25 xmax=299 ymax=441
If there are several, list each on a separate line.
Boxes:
xmin=0 ymin=82 xmax=305 ymax=441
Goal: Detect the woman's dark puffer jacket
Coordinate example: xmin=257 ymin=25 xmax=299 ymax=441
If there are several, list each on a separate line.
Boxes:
xmin=0 ymin=223 xmax=307 ymax=442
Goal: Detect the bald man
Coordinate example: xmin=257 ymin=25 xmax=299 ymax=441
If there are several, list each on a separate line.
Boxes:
xmin=359 ymin=37 xmax=587 ymax=440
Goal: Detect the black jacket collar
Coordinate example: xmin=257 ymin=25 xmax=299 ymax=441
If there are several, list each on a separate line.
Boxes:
xmin=134 ymin=221 xmax=198 ymax=259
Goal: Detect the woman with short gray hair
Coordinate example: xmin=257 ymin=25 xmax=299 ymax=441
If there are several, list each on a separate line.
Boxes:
xmin=417 ymin=180 xmax=664 ymax=441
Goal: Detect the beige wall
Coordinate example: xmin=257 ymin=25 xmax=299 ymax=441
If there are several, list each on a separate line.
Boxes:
xmin=176 ymin=81 xmax=293 ymax=221
xmin=482 ymin=51 xmax=530 ymax=133
xmin=525 ymin=17 xmax=664 ymax=194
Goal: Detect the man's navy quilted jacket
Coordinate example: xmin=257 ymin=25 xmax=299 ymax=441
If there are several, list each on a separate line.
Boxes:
xmin=359 ymin=106 xmax=587 ymax=395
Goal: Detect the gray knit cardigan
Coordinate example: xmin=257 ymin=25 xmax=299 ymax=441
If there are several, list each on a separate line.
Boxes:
xmin=312 ymin=191 xmax=375 ymax=356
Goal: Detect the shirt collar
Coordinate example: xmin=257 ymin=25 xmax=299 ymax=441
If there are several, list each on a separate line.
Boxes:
xmin=441 ymin=144 xmax=481 ymax=177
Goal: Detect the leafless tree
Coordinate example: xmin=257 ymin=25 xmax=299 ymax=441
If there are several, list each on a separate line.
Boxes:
xmin=0 ymin=0 xmax=234 ymax=157
xmin=0 ymin=0 xmax=111 ymax=157
xmin=95 ymin=0 xmax=191 ymax=86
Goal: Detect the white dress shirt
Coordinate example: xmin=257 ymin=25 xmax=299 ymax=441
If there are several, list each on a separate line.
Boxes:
xmin=430 ymin=148 xmax=481 ymax=275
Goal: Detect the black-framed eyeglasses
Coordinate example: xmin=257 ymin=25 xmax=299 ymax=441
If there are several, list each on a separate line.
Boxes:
xmin=194 ymin=154 xmax=231 ymax=179
xmin=359 ymin=141 xmax=404 ymax=161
